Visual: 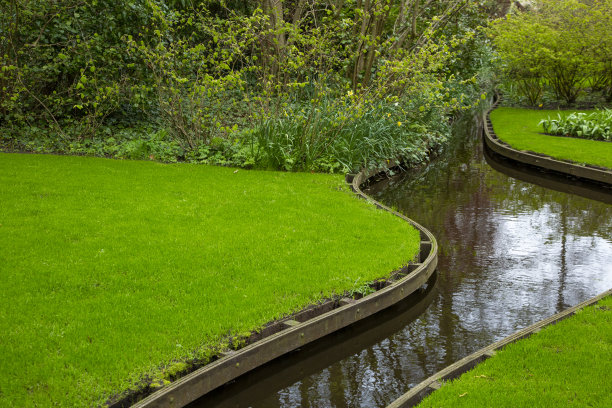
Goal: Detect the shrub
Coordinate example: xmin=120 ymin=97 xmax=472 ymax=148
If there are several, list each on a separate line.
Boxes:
xmin=489 ymin=0 xmax=612 ymax=105
xmin=0 ymin=0 xmax=162 ymax=133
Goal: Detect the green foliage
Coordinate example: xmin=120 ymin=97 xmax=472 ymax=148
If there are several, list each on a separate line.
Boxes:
xmin=489 ymin=0 xmax=612 ymax=105
xmin=540 ymin=109 xmax=612 ymax=141
xmin=1 ymin=0 xmax=496 ymax=172
xmin=0 ymin=0 xmax=162 ymax=133
xmin=237 ymin=17 xmax=489 ymax=172
xmin=0 ymin=124 xmax=184 ymax=162
xmin=125 ymin=8 xmax=261 ymax=148
xmin=347 ymin=278 xmax=377 ymax=298
xmin=249 ymin=95 xmax=450 ymax=173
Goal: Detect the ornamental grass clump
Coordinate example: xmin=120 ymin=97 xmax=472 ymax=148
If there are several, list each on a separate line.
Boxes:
xmin=539 ymin=109 xmax=612 ymax=141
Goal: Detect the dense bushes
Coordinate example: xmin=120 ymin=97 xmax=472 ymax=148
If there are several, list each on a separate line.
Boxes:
xmin=1 ymin=0 xmax=496 ymax=172
xmin=489 ymin=0 xmax=612 ymax=106
xmin=0 ymin=1 xmax=160 ymax=133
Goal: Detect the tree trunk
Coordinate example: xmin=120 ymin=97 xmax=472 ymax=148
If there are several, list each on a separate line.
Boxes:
xmin=262 ymin=0 xmax=286 ymax=78
xmin=351 ymin=0 xmax=372 ymax=89
xmin=363 ymin=6 xmax=390 ymax=85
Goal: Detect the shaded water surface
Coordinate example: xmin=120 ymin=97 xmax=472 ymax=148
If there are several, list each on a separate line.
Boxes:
xmin=192 ymin=116 xmax=612 ymax=408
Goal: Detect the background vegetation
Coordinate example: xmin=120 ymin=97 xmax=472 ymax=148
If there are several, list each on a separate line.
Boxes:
xmin=1 ymin=0 xmax=498 ymax=172
xmin=489 ymin=0 xmax=612 ymax=107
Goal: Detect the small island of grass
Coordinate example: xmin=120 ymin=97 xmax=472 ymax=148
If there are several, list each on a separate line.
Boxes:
xmin=490 ymin=107 xmax=612 ymax=170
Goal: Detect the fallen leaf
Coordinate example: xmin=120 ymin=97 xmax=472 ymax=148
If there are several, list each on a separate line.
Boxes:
xmin=459 ymin=392 xmax=467 ymax=397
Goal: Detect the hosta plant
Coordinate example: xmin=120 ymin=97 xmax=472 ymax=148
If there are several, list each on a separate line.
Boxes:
xmin=540 ymin=109 xmax=612 ymax=141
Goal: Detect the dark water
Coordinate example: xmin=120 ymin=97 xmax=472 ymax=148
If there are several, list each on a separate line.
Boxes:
xmin=191 ymin=115 xmax=612 ymax=408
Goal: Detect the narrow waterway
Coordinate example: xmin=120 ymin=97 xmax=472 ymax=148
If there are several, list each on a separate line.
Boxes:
xmin=191 ymin=114 xmax=612 ymax=408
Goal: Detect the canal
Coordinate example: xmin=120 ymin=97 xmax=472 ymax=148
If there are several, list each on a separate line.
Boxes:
xmin=191 ymin=113 xmax=612 ymax=408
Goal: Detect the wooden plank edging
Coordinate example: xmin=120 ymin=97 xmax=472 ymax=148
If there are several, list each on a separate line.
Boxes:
xmin=127 ymin=170 xmax=439 ymax=408
xmin=386 ymin=288 xmax=612 ymax=408
xmin=482 ymin=99 xmax=612 ymax=185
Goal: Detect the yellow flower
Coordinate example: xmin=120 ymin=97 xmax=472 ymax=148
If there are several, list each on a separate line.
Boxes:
xmin=387 ymin=113 xmax=391 ymax=117
xmin=397 ymin=121 xmax=402 ymax=126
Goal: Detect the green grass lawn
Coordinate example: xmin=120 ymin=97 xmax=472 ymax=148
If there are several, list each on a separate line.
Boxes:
xmin=490 ymin=107 xmax=612 ymax=169
xmin=0 ymin=153 xmax=421 ymax=407
xmin=418 ymin=295 xmax=612 ymax=407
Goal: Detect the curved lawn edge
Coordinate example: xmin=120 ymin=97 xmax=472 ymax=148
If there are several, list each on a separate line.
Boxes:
xmin=483 ymin=98 xmax=612 ymax=186
xmin=127 ymin=169 xmax=438 ymax=408
xmin=386 ymin=287 xmax=612 ymax=408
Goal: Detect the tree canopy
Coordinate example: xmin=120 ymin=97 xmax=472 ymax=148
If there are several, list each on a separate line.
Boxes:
xmin=489 ymin=0 xmax=612 ymax=105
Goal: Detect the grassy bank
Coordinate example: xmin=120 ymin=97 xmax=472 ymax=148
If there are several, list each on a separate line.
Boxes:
xmin=0 ymin=153 xmax=421 ymax=407
xmin=418 ymin=295 xmax=612 ymax=407
xmin=490 ymin=107 xmax=612 ymax=169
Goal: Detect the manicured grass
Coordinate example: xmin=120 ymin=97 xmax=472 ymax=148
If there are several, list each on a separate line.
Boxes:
xmin=0 ymin=153 xmax=421 ymax=407
xmin=418 ymin=295 xmax=612 ymax=407
xmin=490 ymin=107 xmax=612 ymax=169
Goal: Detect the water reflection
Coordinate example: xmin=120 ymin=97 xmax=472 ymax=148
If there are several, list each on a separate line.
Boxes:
xmin=483 ymin=146 xmax=612 ymax=205
xmin=192 ymin=115 xmax=612 ymax=408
